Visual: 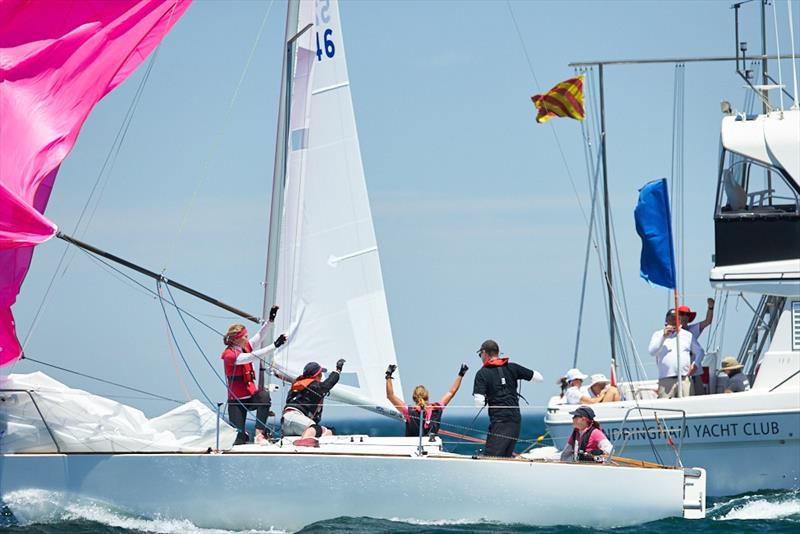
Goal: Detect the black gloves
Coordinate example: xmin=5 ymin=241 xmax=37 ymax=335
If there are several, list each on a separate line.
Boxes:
xmin=274 ymin=334 xmax=287 ymax=348
xmin=336 ymin=358 xmax=345 ymax=372
xmin=459 ymin=363 xmax=469 ymax=377
xmin=269 ymin=305 xmax=279 ymax=323
xmin=385 ymin=364 xmax=397 ymax=379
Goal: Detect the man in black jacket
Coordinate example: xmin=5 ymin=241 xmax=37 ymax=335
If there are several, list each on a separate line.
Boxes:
xmin=472 ymin=339 xmax=542 ymax=457
xmin=282 ymin=359 xmax=345 ymax=440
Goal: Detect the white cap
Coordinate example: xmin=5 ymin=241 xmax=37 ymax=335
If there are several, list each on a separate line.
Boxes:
xmin=565 ymin=368 xmax=588 ymax=382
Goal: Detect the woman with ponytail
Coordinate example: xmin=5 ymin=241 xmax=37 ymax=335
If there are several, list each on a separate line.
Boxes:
xmin=221 ymin=304 xmax=287 ymax=445
xmin=385 ymin=363 xmax=469 ymax=437
xmin=559 ymin=405 xmax=613 ymax=462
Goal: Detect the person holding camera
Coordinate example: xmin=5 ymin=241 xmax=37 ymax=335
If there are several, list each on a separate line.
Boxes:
xmin=384 ymin=363 xmax=468 ymax=437
xmin=282 ymin=358 xmax=346 ymax=442
xmin=221 ymin=305 xmax=287 ymax=445
xmin=648 ymin=308 xmax=703 ymax=398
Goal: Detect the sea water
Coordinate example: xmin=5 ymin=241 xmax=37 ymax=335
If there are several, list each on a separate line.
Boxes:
xmin=2 ymin=413 xmax=798 ymax=534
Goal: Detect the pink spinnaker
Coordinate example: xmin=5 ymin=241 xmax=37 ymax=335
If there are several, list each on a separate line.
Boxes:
xmin=0 ymin=0 xmax=192 ymax=366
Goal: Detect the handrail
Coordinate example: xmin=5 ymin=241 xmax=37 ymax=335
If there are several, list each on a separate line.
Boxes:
xmin=0 ymin=389 xmax=61 ymax=453
xmin=616 ymin=406 xmax=687 ymax=468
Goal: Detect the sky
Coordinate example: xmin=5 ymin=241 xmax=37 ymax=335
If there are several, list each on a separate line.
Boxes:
xmin=8 ymin=0 xmax=800 ymax=420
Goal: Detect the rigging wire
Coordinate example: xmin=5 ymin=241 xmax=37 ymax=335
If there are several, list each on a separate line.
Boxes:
xmin=20 ymin=355 xmax=184 ymax=405
xmin=161 ymin=0 xmax=277 ymax=272
xmin=155 ymin=280 xmax=215 ymax=408
xmin=505 ymin=1 xmax=593 ymax=227
xmin=17 ymin=53 xmax=162 ymax=369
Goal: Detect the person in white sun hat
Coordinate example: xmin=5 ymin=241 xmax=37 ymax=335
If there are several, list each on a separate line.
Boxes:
xmin=563 ymin=368 xmax=588 ymax=404
xmin=578 ymin=373 xmax=621 ymax=404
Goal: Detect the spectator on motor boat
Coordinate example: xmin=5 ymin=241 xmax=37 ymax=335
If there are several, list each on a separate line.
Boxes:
xmin=675 ymin=299 xmax=715 ymax=395
xmin=559 ymin=406 xmax=613 ymax=462
xmin=720 ymin=357 xmax=750 ymax=393
xmin=282 ymin=359 xmax=345 ymax=443
xmin=649 ymin=308 xmax=703 ymax=399
xmin=473 ymin=339 xmax=543 ymax=457
xmin=579 ymin=373 xmax=621 ymax=404
xmin=563 ymin=368 xmax=588 ymax=404
xmin=384 ymin=363 xmax=468 ymax=437
xmin=221 ymin=305 xmax=287 ymax=445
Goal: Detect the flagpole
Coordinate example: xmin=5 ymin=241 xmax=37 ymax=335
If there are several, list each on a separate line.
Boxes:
xmin=598 ymin=64 xmax=617 ymax=380
xmin=674 ymin=287 xmax=683 ymax=398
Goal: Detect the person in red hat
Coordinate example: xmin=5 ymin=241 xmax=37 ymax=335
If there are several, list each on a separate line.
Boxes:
xmin=648 ymin=309 xmax=704 ymax=398
xmin=677 ymin=298 xmax=716 ymax=395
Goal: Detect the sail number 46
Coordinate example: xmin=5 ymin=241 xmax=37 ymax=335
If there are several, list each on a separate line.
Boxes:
xmin=315 ymin=29 xmax=335 ymax=61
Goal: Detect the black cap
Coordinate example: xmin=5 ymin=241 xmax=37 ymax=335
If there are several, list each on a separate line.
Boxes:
xmin=302 ymin=361 xmax=326 ymax=377
xmin=570 ymin=406 xmax=596 ymax=420
xmin=477 ymin=339 xmax=499 ymax=355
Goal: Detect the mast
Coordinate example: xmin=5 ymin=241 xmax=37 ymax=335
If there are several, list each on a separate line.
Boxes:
xmin=598 ymin=65 xmax=617 ymax=375
xmin=260 ymin=0 xmax=301 ymax=388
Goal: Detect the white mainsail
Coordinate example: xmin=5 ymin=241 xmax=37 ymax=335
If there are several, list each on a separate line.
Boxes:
xmin=269 ymin=0 xmax=403 ymax=417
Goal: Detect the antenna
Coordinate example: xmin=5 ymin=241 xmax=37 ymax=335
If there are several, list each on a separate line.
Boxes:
xmin=789 ymin=0 xmax=800 ymax=108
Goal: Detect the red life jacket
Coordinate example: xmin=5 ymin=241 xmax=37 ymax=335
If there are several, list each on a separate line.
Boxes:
xmin=483 ymin=357 xmax=509 ymax=368
xmin=221 ymin=341 xmax=257 ymax=400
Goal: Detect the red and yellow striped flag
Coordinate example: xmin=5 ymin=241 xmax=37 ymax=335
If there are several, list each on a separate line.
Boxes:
xmin=531 ymin=75 xmax=585 ymax=124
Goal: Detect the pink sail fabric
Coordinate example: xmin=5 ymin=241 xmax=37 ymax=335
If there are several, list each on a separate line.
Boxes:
xmin=0 ymin=0 xmax=192 ymax=366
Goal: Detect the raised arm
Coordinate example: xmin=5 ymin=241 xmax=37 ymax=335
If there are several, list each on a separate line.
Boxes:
xmin=249 ymin=305 xmax=280 ymax=347
xmin=438 ymin=364 xmax=468 ymax=406
xmin=384 ymin=364 xmax=405 ymax=411
xmin=697 ymin=298 xmax=715 ymax=332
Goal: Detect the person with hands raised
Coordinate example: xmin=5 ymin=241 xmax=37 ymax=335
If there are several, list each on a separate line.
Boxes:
xmin=281 ymin=358 xmax=346 ymax=444
xmin=221 ymin=305 xmax=288 ymax=445
xmin=385 ymin=363 xmax=468 ymax=437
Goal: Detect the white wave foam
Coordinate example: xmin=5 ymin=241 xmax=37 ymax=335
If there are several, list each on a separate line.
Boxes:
xmin=717 ymin=495 xmax=800 ymax=521
xmin=2 ymin=489 xmax=284 ymax=534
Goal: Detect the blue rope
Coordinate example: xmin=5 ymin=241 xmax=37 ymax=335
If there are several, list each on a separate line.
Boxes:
xmin=156 ymin=280 xmax=215 ymax=408
xmin=164 ymin=284 xmax=275 ymax=434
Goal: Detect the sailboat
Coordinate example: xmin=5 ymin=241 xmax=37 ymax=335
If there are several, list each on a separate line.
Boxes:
xmin=1 ymin=0 xmax=706 ymax=529
xmin=544 ymin=4 xmax=800 ymax=497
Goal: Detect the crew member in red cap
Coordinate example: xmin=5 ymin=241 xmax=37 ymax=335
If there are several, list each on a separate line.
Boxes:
xmin=677 ymin=298 xmax=716 ymax=395
xmin=472 ymin=339 xmax=543 ymax=457
xmin=221 ymin=305 xmax=287 ymax=445
xmin=282 ymin=358 xmax=345 ymax=442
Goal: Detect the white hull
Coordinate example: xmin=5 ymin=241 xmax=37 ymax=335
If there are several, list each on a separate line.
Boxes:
xmin=0 ymin=436 xmax=705 ymax=530
xmin=545 ymin=390 xmax=800 ymax=496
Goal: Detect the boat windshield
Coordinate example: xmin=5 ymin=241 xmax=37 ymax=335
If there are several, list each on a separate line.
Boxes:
xmin=716 ymin=150 xmax=800 ymax=218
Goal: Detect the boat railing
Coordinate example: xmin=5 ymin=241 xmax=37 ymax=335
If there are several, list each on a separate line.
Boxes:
xmin=0 ymin=389 xmax=62 ymax=453
xmin=616 ymin=406 xmax=687 ymax=468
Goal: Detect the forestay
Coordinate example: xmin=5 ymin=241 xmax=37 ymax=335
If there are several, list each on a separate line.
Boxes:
xmin=270 ymin=0 xmax=403 ymax=417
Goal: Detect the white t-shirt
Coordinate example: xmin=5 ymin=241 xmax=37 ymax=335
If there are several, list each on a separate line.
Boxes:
xmin=565 ymin=385 xmax=587 ymax=404
xmin=687 ymin=323 xmax=705 ymax=376
xmin=648 ymin=328 xmax=703 ymax=379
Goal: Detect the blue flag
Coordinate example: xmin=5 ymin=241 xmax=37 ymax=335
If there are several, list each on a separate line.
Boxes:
xmin=634 ymin=178 xmax=676 ymax=289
